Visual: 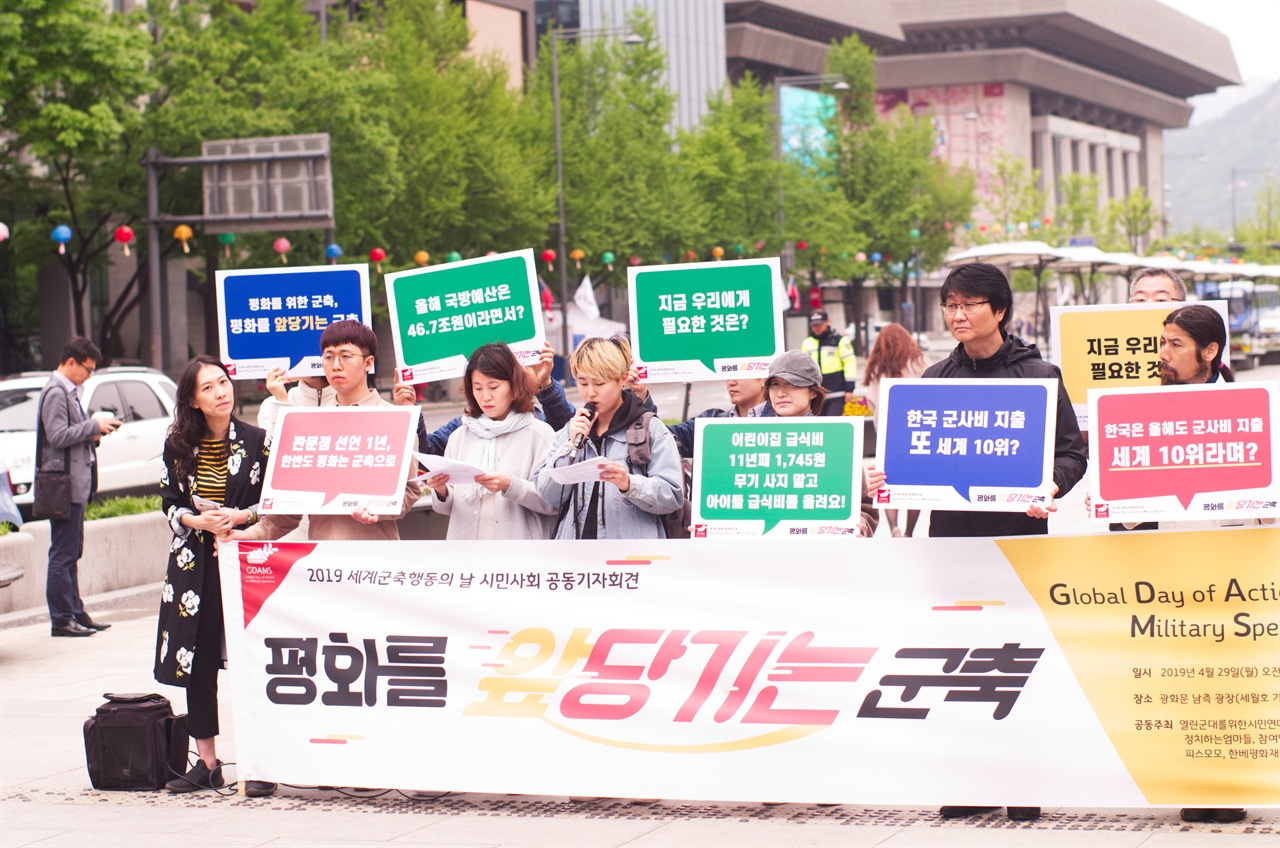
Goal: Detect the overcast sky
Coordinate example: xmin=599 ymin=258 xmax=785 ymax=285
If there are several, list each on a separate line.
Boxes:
xmin=1162 ymin=0 xmax=1280 ymax=82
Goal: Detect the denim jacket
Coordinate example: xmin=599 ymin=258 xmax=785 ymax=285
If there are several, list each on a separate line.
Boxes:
xmin=535 ymin=414 xmax=683 ymax=540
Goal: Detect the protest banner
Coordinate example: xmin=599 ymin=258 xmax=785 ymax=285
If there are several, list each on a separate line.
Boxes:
xmin=216 ymin=264 xmax=371 ymax=380
xmin=1088 ymin=383 xmax=1279 ymax=525
xmin=260 ymin=407 xmax=418 ymax=515
xmin=873 ymin=378 xmax=1057 ymax=512
xmin=385 ymin=249 xmax=544 ymax=383
xmin=1050 ymin=301 xmax=1229 ymax=429
xmin=628 ymin=259 xmax=785 ymax=382
xmin=220 ymin=529 xmax=1280 ymax=805
xmin=691 ymin=418 xmax=863 ymax=536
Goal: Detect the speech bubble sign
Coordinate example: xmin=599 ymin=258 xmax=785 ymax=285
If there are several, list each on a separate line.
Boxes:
xmin=875 ymin=379 xmax=1057 ymax=511
xmin=260 ymin=407 xmax=418 ymax=514
xmin=628 ymin=259 xmax=784 ymax=382
xmin=217 ymin=264 xmax=371 ymax=380
xmin=385 ymin=249 xmax=544 ymax=383
xmin=691 ymin=418 xmax=861 ymax=536
xmin=1089 ymin=383 xmax=1277 ymax=522
xmin=1050 ymin=301 xmax=1229 ymax=429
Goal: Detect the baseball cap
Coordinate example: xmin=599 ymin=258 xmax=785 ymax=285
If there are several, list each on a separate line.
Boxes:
xmin=809 ymin=310 xmax=829 ymax=323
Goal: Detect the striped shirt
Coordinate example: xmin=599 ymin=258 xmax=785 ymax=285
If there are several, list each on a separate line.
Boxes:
xmin=194 ymin=439 xmax=228 ymax=505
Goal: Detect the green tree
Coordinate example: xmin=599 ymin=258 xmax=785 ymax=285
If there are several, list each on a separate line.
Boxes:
xmin=983 ymin=150 xmax=1046 ymax=237
xmin=1105 ymin=187 xmax=1158 ymax=253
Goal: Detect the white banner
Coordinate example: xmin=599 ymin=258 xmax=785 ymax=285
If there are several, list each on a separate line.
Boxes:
xmin=220 ymin=532 xmax=1280 ymax=806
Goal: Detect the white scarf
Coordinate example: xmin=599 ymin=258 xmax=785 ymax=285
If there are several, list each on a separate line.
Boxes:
xmin=461 ymin=412 xmax=535 ymax=495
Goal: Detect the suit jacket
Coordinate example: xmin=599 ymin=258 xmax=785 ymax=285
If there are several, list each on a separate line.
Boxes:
xmin=37 ymin=375 xmax=100 ymax=504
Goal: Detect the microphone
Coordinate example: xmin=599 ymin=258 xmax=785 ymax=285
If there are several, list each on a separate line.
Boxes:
xmin=568 ymin=401 xmax=598 ymax=461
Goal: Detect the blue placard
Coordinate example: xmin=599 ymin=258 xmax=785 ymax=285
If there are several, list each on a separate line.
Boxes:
xmin=216 ymin=264 xmax=371 ymax=379
xmin=873 ymin=378 xmax=1058 ymax=511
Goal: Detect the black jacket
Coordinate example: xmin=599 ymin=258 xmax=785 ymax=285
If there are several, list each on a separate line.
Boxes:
xmin=923 ymin=333 xmax=1087 ymax=538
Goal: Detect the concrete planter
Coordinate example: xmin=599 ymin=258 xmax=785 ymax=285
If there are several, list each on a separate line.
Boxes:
xmin=0 ymin=512 xmax=169 ymax=616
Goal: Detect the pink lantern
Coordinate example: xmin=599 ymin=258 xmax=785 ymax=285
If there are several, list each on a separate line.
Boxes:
xmin=273 ymin=237 xmax=291 ymax=264
xmin=855 ymin=251 xmax=867 ymax=263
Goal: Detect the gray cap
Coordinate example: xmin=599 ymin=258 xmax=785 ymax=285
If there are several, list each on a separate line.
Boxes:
xmin=766 ymin=350 xmax=821 ymax=388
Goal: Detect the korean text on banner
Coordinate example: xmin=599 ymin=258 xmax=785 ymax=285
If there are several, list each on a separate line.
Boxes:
xmin=218 ymin=530 xmax=1280 ymax=805
xmin=385 ymin=249 xmax=544 ymax=383
xmin=628 ymin=259 xmax=784 ymax=382
xmin=1050 ymin=301 xmax=1229 ymax=429
xmin=260 ymin=406 xmax=418 ymax=515
xmin=1088 ymin=383 xmax=1279 ymax=524
xmin=691 ymin=418 xmax=863 ymax=536
xmin=874 ymin=378 xmax=1057 ymax=511
xmin=216 ymin=264 xmax=371 ymax=380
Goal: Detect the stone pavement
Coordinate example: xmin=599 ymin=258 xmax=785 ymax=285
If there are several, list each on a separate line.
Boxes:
xmin=3 ymin=583 xmax=1277 ymax=847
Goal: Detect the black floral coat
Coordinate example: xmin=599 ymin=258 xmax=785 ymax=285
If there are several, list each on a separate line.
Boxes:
xmin=154 ymin=417 xmax=269 ymax=687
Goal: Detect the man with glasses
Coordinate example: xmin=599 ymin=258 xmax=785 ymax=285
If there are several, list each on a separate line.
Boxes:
xmin=38 ymin=336 xmax=121 ymax=637
xmin=919 ymin=264 xmax=1087 ymax=822
xmin=231 ymin=321 xmax=420 ymax=543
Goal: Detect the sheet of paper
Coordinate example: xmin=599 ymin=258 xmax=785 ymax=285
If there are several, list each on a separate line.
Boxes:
xmin=192 ymin=495 xmax=222 ymax=513
xmin=547 ymin=456 xmax=613 ymax=485
xmin=413 ymin=452 xmax=486 ymax=483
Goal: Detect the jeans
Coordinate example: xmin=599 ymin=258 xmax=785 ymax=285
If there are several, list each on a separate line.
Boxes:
xmin=46 ymin=502 xmax=87 ymax=627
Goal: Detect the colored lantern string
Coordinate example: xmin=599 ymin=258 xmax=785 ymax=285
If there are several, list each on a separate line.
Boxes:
xmin=414 ymin=250 xmax=430 ymax=267
xmin=629 ymin=255 xmax=641 ymax=266
xmin=602 ymin=250 xmax=615 ymax=271
xmin=174 ymin=225 xmax=193 ymax=254
xmin=0 ymin=222 xmax=9 ymax=242
xmin=114 ymin=225 xmax=135 ymax=257
xmin=369 ymin=247 xmax=386 ymax=273
xmin=52 ymin=224 xmax=72 ymax=255
xmin=540 ymin=248 xmax=556 ymax=270
xmin=447 ymin=251 xmax=462 ymax=263
xmin=218 ymin=232 xmax=237 ymax=259
xmin=273 ymin=237 xmax=291 ymax=264
xmin=324 ymin=243 xmax=343 ymax=260
xmin=712 ymin=246 xmax=725 ymax=260
xmin=570 ymin=248 xmax=585 ymax=270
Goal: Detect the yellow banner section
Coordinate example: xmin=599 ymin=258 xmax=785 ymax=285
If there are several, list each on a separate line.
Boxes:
xmin=1000 ymin=527 xmax=1280 ymax=805
xmin=1057 ymin=308 xmax=1165 ymax=407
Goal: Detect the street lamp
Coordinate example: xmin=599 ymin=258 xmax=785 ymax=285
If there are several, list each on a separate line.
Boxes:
xmin=773 ymin=74 xmax=849 ymax=280
xmin=550 ymin=25 xmax=641 ymax=362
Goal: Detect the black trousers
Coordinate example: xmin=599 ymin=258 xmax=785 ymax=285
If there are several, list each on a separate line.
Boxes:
xmin=186 ymin=556 xmax=224 ymax=740
xmin=46 ymin=503 xmax=87 ymax=627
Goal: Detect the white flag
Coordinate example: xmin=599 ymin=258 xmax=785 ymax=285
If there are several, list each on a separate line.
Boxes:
xmin=573 ymin=274 xmax=600 ymax=321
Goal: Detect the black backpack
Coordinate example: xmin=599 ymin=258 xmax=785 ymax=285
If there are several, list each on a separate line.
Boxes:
xmin=625 ymin=411 xmax=692 ymax=539
xmin=84 ymin=693 xmax=189 ymax=790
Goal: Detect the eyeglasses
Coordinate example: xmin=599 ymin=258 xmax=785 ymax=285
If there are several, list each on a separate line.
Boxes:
xmin=78 ymin=361 xmax=96 ymax=375
xmin=321 ymin=352 xmax=367 ymax=368
xmin=942 ymin=300 xmax=991 ymax=316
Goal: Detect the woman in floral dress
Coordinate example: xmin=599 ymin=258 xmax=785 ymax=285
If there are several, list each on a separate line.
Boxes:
xmin=155 ymin=355 xmax=271 ymax=794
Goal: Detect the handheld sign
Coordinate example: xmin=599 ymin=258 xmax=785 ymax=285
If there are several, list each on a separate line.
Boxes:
xmin=628 ymin=259 xmax=784 ymax=382
xmin=874 ymin=378 xmax=1057 ymax=511
xmin=1088 ymin=383 xmax=1278 ymax=524
xmin=691 ymin=418 xmax=863 ymax=536
xmin=385 ymin=249 xmax=544 ymax=383
xmin=1050 ymin=301 xmax=1228 ymax=429
xmin=260 ymin=407 xmax=418 ymax=515
xmin=217 ymin=264 xmax=371 ymax=380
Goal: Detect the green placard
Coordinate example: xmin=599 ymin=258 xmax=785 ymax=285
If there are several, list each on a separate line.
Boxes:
xmin=691 ymin=418 xmax=863 ymax=536
xmin=385 ymin=249 xmax=544 ymax=382
xmin=628 ymin=259 xmax=784 ymax=382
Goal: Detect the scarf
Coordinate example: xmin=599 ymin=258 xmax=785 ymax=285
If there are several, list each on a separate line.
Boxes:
xmin=461 ymin=412 xmax=535 ymax=495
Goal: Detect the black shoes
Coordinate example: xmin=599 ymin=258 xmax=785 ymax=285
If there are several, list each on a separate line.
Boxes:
xmin=51 ymin=621 xmax=95 ymax=637
xmin=244 ymin=780 xmax=277 ymax=797
xmin=1181 ymin=808 xmax=1246 ymax=823
xmin=75 ymin=614 xmax=111 ymax=631
xmin=166 ymin=759 xmax=224 ymax=793
xmin=939 ymin=806 xmax=1040 ymax=821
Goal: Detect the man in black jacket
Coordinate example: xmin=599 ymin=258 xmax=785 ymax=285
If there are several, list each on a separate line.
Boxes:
xmin=923 ymin=263 xmax=1087 ymax=539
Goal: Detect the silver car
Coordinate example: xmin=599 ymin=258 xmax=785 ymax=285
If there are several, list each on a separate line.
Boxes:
xmin=0 ymin=367 xmax=178 ymax=512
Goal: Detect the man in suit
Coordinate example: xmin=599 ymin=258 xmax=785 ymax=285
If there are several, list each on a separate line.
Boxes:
xmin=38 ymin=337 xmax=121 ymax=637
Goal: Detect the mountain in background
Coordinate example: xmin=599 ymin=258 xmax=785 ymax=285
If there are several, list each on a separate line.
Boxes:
xmin=1163 ymin=79 xmax=1279 ymax=234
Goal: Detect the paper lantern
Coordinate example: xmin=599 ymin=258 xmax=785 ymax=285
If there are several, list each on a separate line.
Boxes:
xmin=964 ymin=222 xmax=973 ymax=230
xmin=1042 ymin=217 xmax=1052 ymax=226
xmin=324 ymin=243 xmax=343 ymax=260
xmin=1017 ymin=221 xmax=1029 ymax=234
xmin=712 ymin=246 xmax=725 ymax=260
xmin=569 ymin=248 xmax=585 ymax=269
xmin=796 ymin=240 xmax=808 ymax=251
xmin=52 ymin=225 xmax=72 ymax=255
xmin=754 ymin=240 xmax=766 ymax=250
xmin=369 ymin=247 xmax=386 ymax=273
xmin=273 ymin=237 xmax=291 ymax=264
xmin=414 ymin=250 xmax=430 ymax=266
xmin=943 ymin=221 xmax=953 ymax=231
xmin=855 ymin=251 xmax=867 ymax=263
xmin=685 ymin=250 xmax=697 ymax=261
xmin=978 ymin=224 xmax=988 ymax=233
xmin=540 ymin=248 xmax=556 ymax=270
xmin=113 ymin=225 xmax=135 ymax=257
xmin=0 ymin=222 xmax=9 ymax=242
xmin=218 ymin=232 xmax=236 ymax=258
xmin=909 ymin=228 xmax=920 ymax=239
xmin=447 ymin=251 xmax=462 ymax=263
xmin=602 ymin=250 xmax=616 ymax=271
xmin=1030 ymin=219 xmax=1041 ymax=230
xmin=870 ymin=252 xmax=882 ymax=263
xmin=174 ymin=225 xmax=193 ymax=254
xmin=733 ymin=243 xmax=745 ymax=256
xmin=629 ymin=254 xmax=641 ymax=266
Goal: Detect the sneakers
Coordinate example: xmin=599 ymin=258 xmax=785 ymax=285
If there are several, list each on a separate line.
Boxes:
xmin=166 ymin=759 xmax=224 ymax=793
xmin=244 ymin=780 xmax=277 ymax=797
xmin=1181 ymin=808 xmax=1246 ymax=823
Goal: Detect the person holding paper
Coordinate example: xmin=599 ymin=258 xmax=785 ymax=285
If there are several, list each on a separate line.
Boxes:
xmin=155 ymin=355 xmax=274 ymax=796
xmin=536 ymin=336 xmax=683 ymax=540
xmin=425 ymin=344 xmax=558 ymax=539
xmin=229 ymin=321 xmax=420 ymax=542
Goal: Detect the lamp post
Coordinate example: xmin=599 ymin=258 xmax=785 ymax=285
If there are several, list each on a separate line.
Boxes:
xmin=550 ymin=25 xmax=641 ymax=362
xmin=773 ymin=74 xmax=848 ymax=280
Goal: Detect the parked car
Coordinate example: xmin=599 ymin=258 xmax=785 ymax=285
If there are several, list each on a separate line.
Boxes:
xmin=0 ymin=368 xmax=177 ymax=514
